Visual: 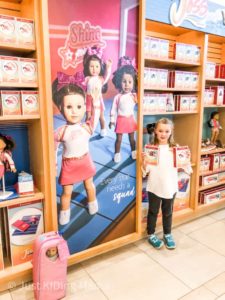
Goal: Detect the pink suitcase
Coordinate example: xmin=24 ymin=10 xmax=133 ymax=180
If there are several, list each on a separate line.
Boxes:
xmin=33 ymin=231 xmax=70 ymax=300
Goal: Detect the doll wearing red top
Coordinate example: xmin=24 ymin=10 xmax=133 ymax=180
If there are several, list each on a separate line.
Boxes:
xmin=109 ymin=56 xmax=137 ymax=163
xmin=208 ymin=111 xmax=222 ymax=145
xmin=83 ymin=46 xmax=112 ymax=136
xmin=0 ymin=134 xmax=16 ymax=178
xmin=52 ymin=72 xmax=98 ymax=226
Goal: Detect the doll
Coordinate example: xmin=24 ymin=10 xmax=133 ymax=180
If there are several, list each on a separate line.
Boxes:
xmin=52 ymin=71 xmax=98 ymax=226
xmin=83 ymin=46 xmax=112 ymax=136
xmin=46 ymin=246 xmax=58 ymax=261
xmin=208 ymin=111 xmax=222 ymax=145
xmin=109 ymin=56 xmax=137 ymax=163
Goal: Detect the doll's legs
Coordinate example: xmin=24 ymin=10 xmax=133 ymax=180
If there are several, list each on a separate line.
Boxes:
xmin=211 ymin=128 xmax=219 ymax=144
xmin=99 ymin=110 xmax=107 ymax=136
xmin=84 ymin=177 xmax=98 ymax=214
xmin=114 ymin=134 xmax=123 ymax=163
xmin=59 ymin=184 xmax=73 ymax=225
xmin=128 ymin=132 xmax=136 ymax=159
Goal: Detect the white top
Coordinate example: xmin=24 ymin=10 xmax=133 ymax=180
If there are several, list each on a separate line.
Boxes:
xmin=145 ymin=144 xmax=178 ymax=198
xmin=110 ymin=93 xmax=136 ymax=122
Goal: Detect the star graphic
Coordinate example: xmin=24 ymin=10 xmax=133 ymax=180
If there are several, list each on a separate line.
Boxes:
xmin=58 ymin=45 xmax=75 ymax=69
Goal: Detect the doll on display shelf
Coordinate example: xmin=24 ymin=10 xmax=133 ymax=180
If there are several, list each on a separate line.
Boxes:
xmin=0 ymin=134 xmax=17 ymax=198
xmin=52 ymin=71 xmax=98 ymax=226
xmin=207 ymin=111 xmax=222 ymax=145
xmin=109 ymin=56 xmax=137 ymax=163
xmin=83 ymin=46 xmax=112 ymax=136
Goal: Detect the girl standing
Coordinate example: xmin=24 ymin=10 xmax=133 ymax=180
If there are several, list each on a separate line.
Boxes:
xmin=109 ymin=56 xmax=137 ymax=163
xmin=52 ymin=71 xmax=98 ymax=226
xmin=83 ymin=46 xmax=112 ymax=136
xmin=142 ymin=118 xmax=192 ymax=249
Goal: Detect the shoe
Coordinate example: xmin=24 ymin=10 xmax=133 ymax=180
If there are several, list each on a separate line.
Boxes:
xmin=131 ymin=150 xmax=137 ymax=160
xmin=163 ymin=234 xmax=176 ymax=249
xmin=148 ymin=234 xmax=164 ymax=249
xmin=88 ymin=199 xmax=99 ymax=215
xmin=59 ymin=209 xmax=71 ymax=225
xmin=100 ymin=129 xmax=107 ymax=137
xmin=114 ymin=153 xmax=121 ymax=163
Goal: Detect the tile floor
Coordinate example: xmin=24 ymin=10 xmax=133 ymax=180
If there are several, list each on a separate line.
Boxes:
xmin=1 ymin=208 xmax=225 ymax=300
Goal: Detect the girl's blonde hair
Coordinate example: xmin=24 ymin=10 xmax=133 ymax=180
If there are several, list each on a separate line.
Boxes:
xmin=153 ymin=118 xmax=176 ymax=146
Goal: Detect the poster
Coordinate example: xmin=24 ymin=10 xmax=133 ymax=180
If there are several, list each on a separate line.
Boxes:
xmin=48 ymin=0 xmax=139 ymax=254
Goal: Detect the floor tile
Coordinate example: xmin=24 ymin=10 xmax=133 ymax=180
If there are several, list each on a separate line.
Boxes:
xmin=178 ymin=216 xmax=215 ymax=234
xmin=145 ymin=231 xmax=225 ymax=289
xmin=205 ymin=272 xmax=225 ymax=296
xmin=0 ymin=291 xmax=12 ymax=300
xmin=84 ymin=252 xmax=190 ymax=300
xmin=67 ymin=263 xmax=87 ymax=281
xmin=209 ymin=209 xmax=225 ymax=221
xmin=217 ymin=294 xmax=225 ymax=300
xmin=189 ymin=221 xmax=225 ymax=256
xmin=178 ymin=286 xmax=216 ymax=300
xmin=10 ymin=283 xmax=34 ymax=300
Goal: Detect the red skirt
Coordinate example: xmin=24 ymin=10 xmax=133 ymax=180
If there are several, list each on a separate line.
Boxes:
xmin=59 ymin=153 xmax=96 ymax=185
xmin=0 ymin=165 xmax=4 ymax=178
xmin=115 ymin=115 xmax=137 ymax=134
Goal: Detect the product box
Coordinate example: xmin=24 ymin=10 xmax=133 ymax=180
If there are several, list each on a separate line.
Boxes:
xmin=191 ymin=72 xmax=199 ymax=89
xmin=0 ymin=14 xmax=17 ymax=44
xmin=157 ymin=95 xmax=167 ymax=112
xmin=149 ymin=68 xmax=158 ymax=87
xmin=170 ymin=70 xmax=184 ymax=88
xmin=204 ymin=89 xmax=215 ymax=105
xmin=144 ymin=37 xmax=150 ymax=57
xmin=158 ymin=69 xmax=168 ymax=88
xmin=206 ymin=62 xmax=216 ymax=79
xmin=166 ymin=94 xmax=175 ymax=112
xmin=173 ymin=146 xmax=191 ymax=168
xmin=210 ymin=86 xmax=224 ymax=105
xmin=159 ymin=39 xmax=169 ymax=59
xmin=0 ymin=90 xmax=21 ymax=116
xmin=20 ymin=90 xmax=39 ymax=115
xmin=149 ymin=37 xmax=160 ymax=58
xmin=200 ymin=157 xmax=211 ymax=172
xmin=19 ymin=58 xmax=37 ymax=83
xmin=189 ymin=96 xmax=198 ymax=111
xmin=174 ymin=43 xmax=185 ymax=61
xmin=220 ymin=153 xmax=225 ymax=169
xmin=7 ymin=200 xmax=44 ymax=266
xmin=16 ymin=18 xmax=35 ymax=47
xmin=209 ymin=153 xmax=220 ymax=171
xmin=144 ymin=144 xmax=159 ymax=165
xmin=218 ymin=171 xmax=225 ymax=182
xmin=143 ymin=68 xmax=149 ymax=88
xmin=16 ymin=171 xmax=34 ymax=196
xmin=201 ymin=173 xmax=218 ymax=186
xmin=1 ymin=55 xmax=19 ymax=83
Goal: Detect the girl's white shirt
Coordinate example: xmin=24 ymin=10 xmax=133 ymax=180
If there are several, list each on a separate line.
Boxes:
xmin=146 ymin=144 xmax=178 ymax=198
xmin=110 ymin=93 xmax=136 ymax=122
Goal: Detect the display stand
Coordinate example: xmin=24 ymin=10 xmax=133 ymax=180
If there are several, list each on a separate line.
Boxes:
xmin=0 ymin=175 xmax=13 ymax=200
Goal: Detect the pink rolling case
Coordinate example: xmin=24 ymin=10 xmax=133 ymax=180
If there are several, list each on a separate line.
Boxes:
xmin=33 ymin=231 xmax=70 ymax=300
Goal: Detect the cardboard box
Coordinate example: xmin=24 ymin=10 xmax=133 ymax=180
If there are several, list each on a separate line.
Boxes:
xmin=206 ymin=62 xmax=216 ymax=79
xmin=19 ymin=58 xmax=37 ymax=83
xmin=16 ymin=18 xmax=35 ymax=47
xmin=149 ymin=37 xmax=160 ymax=58
xmin=0 ymin=90 xmax=21 ymax=115
xmin=21 ymin=90 xmax=39 ymax=115
xmin=220 ymin=153 xmax=225 ymax=169
xmin=0 ymin=14 xmax=17 ymax=44
xmin=1 ymin=56 xmax=19 ymax=83
xmin=7 ymin=200 xmax=44 ymax=266
xmin=144 ymin=144 xmax=159 ymax=165
xmin=201 ymin=173 xmax=218 ymax=186
xmin=17 ymin=171 xmax=34 ymax=196
xmin=173 ymin=146 xmax=191 ymax=168
xmin=209 ymin=154 xmax=220 ymax=171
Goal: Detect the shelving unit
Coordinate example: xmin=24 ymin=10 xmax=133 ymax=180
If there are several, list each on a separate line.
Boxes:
xmin=0 ymin=0 xmax=56 ymax=291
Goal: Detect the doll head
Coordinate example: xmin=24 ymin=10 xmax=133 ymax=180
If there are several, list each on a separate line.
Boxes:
xmin=153 ymin=118 xmax=175 ymax=146
xmin=83 ymin=46 xmax=105 ymax=77
xmin=0 ymin=134 xmax=15 ymax=151
xmin=112 ymin=56 xmax=137 ymax=93
xmin=208 ymin=111 xmax=219 ymax=128
xmin=46 ymin=246 xmax=58 ymax=260
xmin=52 ymin=72 xmax=86 ymax=125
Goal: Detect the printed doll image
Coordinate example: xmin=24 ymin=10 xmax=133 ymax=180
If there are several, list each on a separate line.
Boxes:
xmin=208 ymin=111 xmax=222 ymax=145
xmin=52 ymin=72 xmax=98 ymax=226
xmin=83 ymin=46 xmax=112 ymax=136
xmin=109 ymin=56 xmax=137 ymax=163
xmin=46 ymin=246 xmax=58 ymax=262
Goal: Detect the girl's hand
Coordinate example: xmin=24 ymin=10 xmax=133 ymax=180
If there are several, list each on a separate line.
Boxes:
xmin=180 ymin=164 xmax=193 ymax=175
xmin=109 ymin=122 xmax=115 ymax=129
xmin=11 ymin=167 xmax=17 ymax=173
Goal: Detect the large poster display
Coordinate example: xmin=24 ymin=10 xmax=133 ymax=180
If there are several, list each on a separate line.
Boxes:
xmin=48 ymin=0 xmax=139 ymax=254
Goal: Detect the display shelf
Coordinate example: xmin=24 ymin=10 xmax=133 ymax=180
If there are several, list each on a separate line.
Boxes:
xmin=143 ymin=110 xmax=198 ymax=115
xmin=0 ymin=83 xmax=38 ymax=88
xmin=199 ymin=169 xmax=225 ymax=176
xmin=144 ymin=57 xmax=201 ymax=67
xmin=0 ymin=42 xmax=35 ymax=53
xmin=204 ymin=104 xmax=225 ymax=108
xmin=198 ymin=197 xmax=225 ymax=210
xmin=199 ymin=181 xmax=225 ymax=191
xmin=205 ymin=78 xmax=225 ymax=83
xmin=144 ymin=87 xmax=199 ymax=92
xmin=0 ymin=115 xmax=40 ymax=121
xmin=200 ymin=148 xmax=225 ymax=155
xmin=0 ymin=190 xmax=44 ymax=208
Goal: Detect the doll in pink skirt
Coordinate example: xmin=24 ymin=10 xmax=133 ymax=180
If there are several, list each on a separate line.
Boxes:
xmin=109 ymin=56 xmax=138 ymax=163
xmin=83 ymin=46 xmax=112 ymax=136
xmin=0 ymin=134 xmax=16 ymax=178
xmin=52 ymin=71 xmax=98 ymax=226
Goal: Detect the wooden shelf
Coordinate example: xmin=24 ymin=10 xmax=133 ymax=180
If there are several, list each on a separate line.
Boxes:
xmin=0 ymin=190 xmax=44 ymax=208
xmin=0 ymin=82 xmax=38 ymax=88
xmin=0 ymin=43 xmax=35 ymax=53
xmin=206 ymin=78 xmax=225 ymax=83
xmin=200 ymin=147 xmax=225 ymax=155
xmin=0 ymin=115 xmax=40 ymax=121
xmin=199 ymin=181 xmax=225 ymax=191
xmin=198 ymin=197 xmax=225 ymax=209
xmin=143 ymin=110 xmax=198 ymax=115
xmin=204 ymin=104 xmax=225 ymax=108
xmin=145 ymin=57 xmax=200 ymax=67
xmin=199 ymin=169 xmax=225 ymax=176
xmin=144 ymin=87 xmax=199 ymax=92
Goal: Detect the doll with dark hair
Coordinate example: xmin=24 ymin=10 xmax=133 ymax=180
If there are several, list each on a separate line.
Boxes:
xmin=52 ymin=71 xmax=98 ymax=226
xmin=83 ymin=46 xmax=112 ymax=136
xmin=208 ymin=111 xmax=222 ymax=145
xmin=109 ymin=56 xmax=137 ymax=163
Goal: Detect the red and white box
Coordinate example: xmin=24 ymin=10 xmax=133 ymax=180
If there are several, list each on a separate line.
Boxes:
xmin=19 ymin=58 xmax=37 ymax=83
xmin=159 ymin=39 xmax=169 ymax=59
xmin=1 ymin=55 xmax=19 ymax=83
xmin=220 ymin=153 xmax=225 ymax=169
xmin=206 ymin=62 xmax=216 ymax=79
xmin=173 ymin=146 xmax=191 ymax=168
xmin=209 ymin=153 xmax=220 ymax=171
xmin=215 ymin=64 xmax=225 ymax=79
xmin=149 ymin=37 xmax=160 ymax=58
xmin=0 ymin=90 xmax=21 ymax=115
xmin=201 ymin=173 xmax=218 ymax=186
xmin=149 ymin=68 xmax=158 ymax=88
xmin=192 ymin=45 xmax=200 ymax=63
xmin=20 ymin=90 xmax=39 ymax=115
xmin=218 ymin=171 xmax=225 ymax=182
xmin=16 ymin=18 xmax=35 ymax=47
xmin=191 ymin=72 xmax=199 ymax=89
xmin=157 ymin=95 xmax=167 ymax=112
xmin=174 ymin=43 xmax=185 ymax=61
xmin=0 ymin=14 xmax=17 ymax=44
xmin=204 ymin=89 xmax=215 ymax=105
xmin=175 ymin=95 xmax=190 ymax=111
xmin=169 ymin=70 xmax=184 ymax=88
xmin=210 ymin=86 xmax=224 ymax=105
xmin=200 ymin=157 xmax=211 ymax=172
xmin=189 ymin=96 xmax=198 ymax=111
xmin=158 ymin=69 xmax=168 ymax=88
xmin=144 ymin=144 xmax=159 ymax=165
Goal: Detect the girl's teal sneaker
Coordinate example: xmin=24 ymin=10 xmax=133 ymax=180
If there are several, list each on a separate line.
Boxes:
xmin=148 ymin=234 xmax=164 ymax=249
xmin=163 ymin=234 xmax=176 ymax=249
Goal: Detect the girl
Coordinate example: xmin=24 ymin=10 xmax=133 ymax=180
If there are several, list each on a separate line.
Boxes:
xmin=142 ymin=118 xmax=192 ymax=250
xmin=208 ymin=111 xmax=222 ymax=145
xmin=0 ymin=134 xmax=16 ymax=179
xmin=52 ymin=71 xmax=98 ymax=226
xmin=109 ymin=56 xmax=137 ymax=163
xmin=83 ymin=46 xmax=112 ymax=136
